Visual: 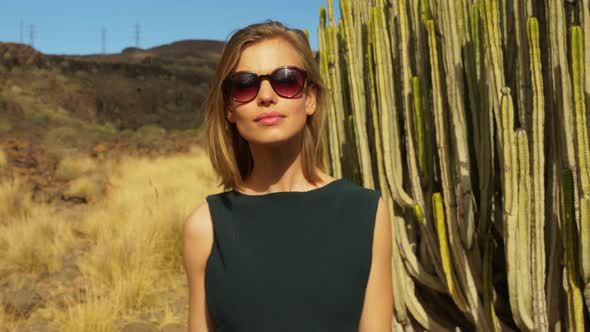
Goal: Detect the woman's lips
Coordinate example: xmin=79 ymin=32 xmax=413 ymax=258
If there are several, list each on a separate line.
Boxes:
xmin=257 ymin=116 xmax=284 ymax=126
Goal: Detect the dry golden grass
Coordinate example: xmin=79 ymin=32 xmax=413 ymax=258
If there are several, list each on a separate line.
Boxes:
xmin=0 ymin=117 xmax=12 ymax=132
xmin=0 ymin=145 xmax=221 ymax=330
xmin=0 ymin=148 xmax=6 ymax=169
xmin=54 ymin=154 xmax=98 ymax=181
xmin=63 ymin=173 xmax=109 ymax=203
xmin=60 ymin=288 xmax=118 ymax=332
xmin=0 ymin=213 xmax=77 ymax=274
xmin=0 ymin=178 xmax=81 ymax=274
xmin=0 ymin=145 xmax=220 ymax=328
xmin=42 ymin=121 xmax=118 ymax=153
xmin=0 ymin=302 xmax=13 ymax=332
xmin=0 ymin=178 xmax=35 ymax=225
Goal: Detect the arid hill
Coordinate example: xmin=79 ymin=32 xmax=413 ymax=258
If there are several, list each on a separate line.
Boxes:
xmin=0 ymin=40 xmax=225 ymax=202
xmin=0 ymin=39 xmax=224 ymax=131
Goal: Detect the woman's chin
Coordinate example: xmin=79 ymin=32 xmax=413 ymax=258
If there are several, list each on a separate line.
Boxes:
xmin=247 ymin=133 xmax=301 ymax=147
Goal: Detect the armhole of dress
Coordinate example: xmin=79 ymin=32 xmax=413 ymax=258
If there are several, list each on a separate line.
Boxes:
xmin=358 ymin=189 xmax=382 ymax=324
xmin=203 ymin=196 xmax=218 ymax=310
xmin=365 ymin=190 xmax=382 ymax=281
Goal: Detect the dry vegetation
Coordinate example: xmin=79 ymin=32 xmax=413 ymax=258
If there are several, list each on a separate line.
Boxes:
xmin=0 ymin=39 xmax=224 ymax=331
xmin=0 ymin=146 xmax=222 ymax=331
xmin=0 ymin=149 xmax=6 ymax=169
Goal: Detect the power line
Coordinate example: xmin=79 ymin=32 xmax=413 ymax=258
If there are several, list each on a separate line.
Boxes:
xmin=19 ymin=19 xmax=24 ymax=43
xmin=134 ymin=22 xmax=141 ymax=48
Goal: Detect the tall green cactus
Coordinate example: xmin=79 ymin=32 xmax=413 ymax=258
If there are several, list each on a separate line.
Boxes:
xmin=318 ymin=7 xmax=338 ymax=177
xmin=571 ymin=25 xmax=590 ymax=290
xmin=338 ymin=0 xmax=374 ymax=188
xmin=560 ymin=169 xmax=585 ymax=331
xmin=411 ymin=76 xmax=428 ymax=182
xmin=317 ymin=0 xmax=590 ymax=329
xmin=527 ymin=16 xmax=548 ymax=331
xmin=515 ymin=129 xmax=533 ymax=330
xmin=433 ymin=192 xmax=469 ymax=314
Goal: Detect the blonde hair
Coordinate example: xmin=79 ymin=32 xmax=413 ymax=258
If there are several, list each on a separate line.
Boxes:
xmin=203 ymin=20 xmax=329 ymax=190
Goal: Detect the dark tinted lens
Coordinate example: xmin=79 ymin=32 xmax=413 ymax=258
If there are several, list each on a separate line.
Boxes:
xmin=230 ymin=73 xmax=259 ymax=102
xmin=271 ymin=68 xmax=305 ymax=98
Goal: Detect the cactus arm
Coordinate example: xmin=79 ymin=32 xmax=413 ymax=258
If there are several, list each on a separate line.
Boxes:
xmin=391 ymin=212 xmax=409 ymax=324
xmin=411 ymin=78 xmax=426 ymax=183
xmin=370 ymin=6 xmax=415 ymax=207
xmin=498 ymin=88 xmax=526 ymax=330
xmin=398 ymin=0 xmax=426 ymax=210
xmin=526 ymin=17 xmax=549 ymax=332
xmin=482 ymin=236 xmax=499 ymax=331
xmin=402 ymin=271 xmax=454 ymax=332
xmin=571 ymin=26 xmax=590 ymax=285
xmin=515 ymin=129 xmax=534 ymax=329
xmin=338 ymin=0 xmax=374 ymax=188
xmin=439 ymin=0 xmax=477 ymax=251
xmin=433 ymin=192 xmax=469 ymax=313
xmin=560 ymin=169 xmax=586 ymax=331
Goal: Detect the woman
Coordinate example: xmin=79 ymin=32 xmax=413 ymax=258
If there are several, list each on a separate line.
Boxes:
xmin=183 ymin=20 xmax=393 ymax=331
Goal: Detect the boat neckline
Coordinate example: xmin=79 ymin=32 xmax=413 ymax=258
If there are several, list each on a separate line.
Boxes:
xmin=229 ymin=178 xmax=345 ymax=197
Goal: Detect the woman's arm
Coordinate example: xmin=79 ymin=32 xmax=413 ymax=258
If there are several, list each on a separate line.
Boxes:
xmin=183 ymin=202 xmax=216 ymax=332
xmin=359 ymin=196 xmax=394 ymax=331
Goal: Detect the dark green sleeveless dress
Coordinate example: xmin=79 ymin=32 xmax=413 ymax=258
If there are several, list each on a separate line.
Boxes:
xmin=204 ymin=178 xmax=381 ymax=332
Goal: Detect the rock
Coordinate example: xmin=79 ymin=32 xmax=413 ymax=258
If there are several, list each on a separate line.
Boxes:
xmin=121 ymin=322 xmax=160 ymax=332
xmin=2 ymin=288 xmax=43 ymax=318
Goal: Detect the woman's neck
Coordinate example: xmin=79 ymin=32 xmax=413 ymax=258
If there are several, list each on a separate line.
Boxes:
xmin=238 ymin=136 xmax=325 ymax=194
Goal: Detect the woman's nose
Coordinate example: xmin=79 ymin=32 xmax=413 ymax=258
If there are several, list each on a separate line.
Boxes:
xmin=257 ymin=79 xmax=277 ymax=105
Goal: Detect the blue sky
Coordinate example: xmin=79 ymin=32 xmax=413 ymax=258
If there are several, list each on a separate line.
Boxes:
xmin=0 ymin=0 xmax=341 ymax=55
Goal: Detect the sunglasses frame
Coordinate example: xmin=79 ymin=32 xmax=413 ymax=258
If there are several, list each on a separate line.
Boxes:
xmin=223 ymin=65 xmax=309 ymax=103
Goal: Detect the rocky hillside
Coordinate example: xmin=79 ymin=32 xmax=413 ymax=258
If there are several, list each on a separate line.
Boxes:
xmin=0 ymin=40 xmax=224 ymax=202
xmin=0 ymin=40 xmax=224 ymax=131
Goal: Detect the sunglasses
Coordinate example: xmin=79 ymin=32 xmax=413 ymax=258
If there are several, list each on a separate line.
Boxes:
xmin=223 ymin=65 xmax=308 ymax=103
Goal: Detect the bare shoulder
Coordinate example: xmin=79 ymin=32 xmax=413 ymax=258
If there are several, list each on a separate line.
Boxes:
xmin=183 ymin=201 xmax=214 ymax=278
xmin=184 ymin=201 xmax=214 ymax=247
xmin=183 ymin=200 xmax=215 ymax=331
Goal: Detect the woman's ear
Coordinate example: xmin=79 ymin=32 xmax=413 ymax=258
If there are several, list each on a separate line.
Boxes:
xmin=305 ymin=83 xmax=317 ymax=116
xmin=226 ymin=107 xmax=235 ymax=123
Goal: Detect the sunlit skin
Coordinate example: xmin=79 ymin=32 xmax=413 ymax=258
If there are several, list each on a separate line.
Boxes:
xmin=226 ymin=37 xmax=336 ymax=193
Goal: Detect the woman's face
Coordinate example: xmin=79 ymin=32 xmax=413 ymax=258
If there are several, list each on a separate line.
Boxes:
xmin=226 ymin=37 xmax=317 ymax=146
